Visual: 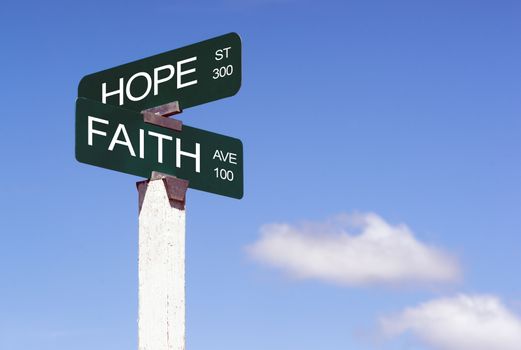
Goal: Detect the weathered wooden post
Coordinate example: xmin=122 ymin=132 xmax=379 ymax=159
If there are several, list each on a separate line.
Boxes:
xmin=137 ymin=173 xmax=189 ymax=350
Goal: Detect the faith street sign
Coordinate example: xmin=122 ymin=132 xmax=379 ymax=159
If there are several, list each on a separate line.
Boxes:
xmin=78 ymin=32 xmax=241 ymax=112
xmin=76 ymin=97 xmax=243 ymax=199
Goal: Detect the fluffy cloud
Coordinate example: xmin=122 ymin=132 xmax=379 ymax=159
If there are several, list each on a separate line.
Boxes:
xmin=246 ymin=213 xmax=460 ymax=286
xmin=380 ymin=294 xmax=521 ymax=350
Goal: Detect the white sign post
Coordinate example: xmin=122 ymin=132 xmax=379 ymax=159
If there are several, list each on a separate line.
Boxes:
xmin=137 ymin=172 xmax=189 ymax=350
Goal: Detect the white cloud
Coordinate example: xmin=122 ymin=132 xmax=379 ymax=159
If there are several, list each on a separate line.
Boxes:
xmin=246 ymin=213 xmax=460 ymax=286
xmin=380 ymin=294 xmax=521 ymax=350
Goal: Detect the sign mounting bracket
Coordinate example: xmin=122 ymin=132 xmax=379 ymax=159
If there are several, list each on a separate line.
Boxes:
xmin=137 ymin=171 xmax=189 ymax=212
xmin=138 ymin=100 xmax=188 ymax=211
xmin=142 ymin=101 xmax=183 ymax=131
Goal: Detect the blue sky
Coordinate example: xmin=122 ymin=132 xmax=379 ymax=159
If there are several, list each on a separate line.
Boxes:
xmin=1 ymin=1 xmax=520 ymax=349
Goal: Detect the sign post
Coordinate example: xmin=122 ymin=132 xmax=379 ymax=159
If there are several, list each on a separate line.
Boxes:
xmin=76 ymin=33 xmax=243 ymax=350
xmin=137 ymin=173 xmax=188 ymax=350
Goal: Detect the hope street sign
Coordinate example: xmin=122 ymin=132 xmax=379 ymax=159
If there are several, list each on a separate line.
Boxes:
xmin=78 ymin=32 xmax=241 ymax=112
xmin=76 ymin=98 xmax=243 ymax=199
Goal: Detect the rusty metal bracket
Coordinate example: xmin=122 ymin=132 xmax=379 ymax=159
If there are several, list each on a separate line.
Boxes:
xmin=141 ymin=101 xmax=183 ymax=131
xmin=137 ymin=171 xmax=189 ymax=212
xmin=137 ymin=101 xmax=187 ymax=211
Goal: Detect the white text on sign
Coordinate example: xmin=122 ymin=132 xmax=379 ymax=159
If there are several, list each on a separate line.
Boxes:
xmin=102 ymin=57 xmax=198 ymax=106
xmin=213 ymin=149 xmax=237 ymax=181
xmin=88 ymin=116 xmax=201 ymax=172
xmin=212 ymin=150 xmax=237 ymax=164
xmin=213 ymin=47 xmax=234 ymax=80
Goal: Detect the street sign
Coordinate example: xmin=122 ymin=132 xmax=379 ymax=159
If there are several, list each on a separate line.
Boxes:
xmin=78 ymin=32 xmax=241 ymax=112
xmin=76 ymin=97 xmax=243 ymax=199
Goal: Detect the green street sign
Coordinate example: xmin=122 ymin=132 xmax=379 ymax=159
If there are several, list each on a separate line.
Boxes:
xmin=76 ymin=97 xmax=243 ymax=199
xmin=78 ymin=32 xmax=241 ymax=112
